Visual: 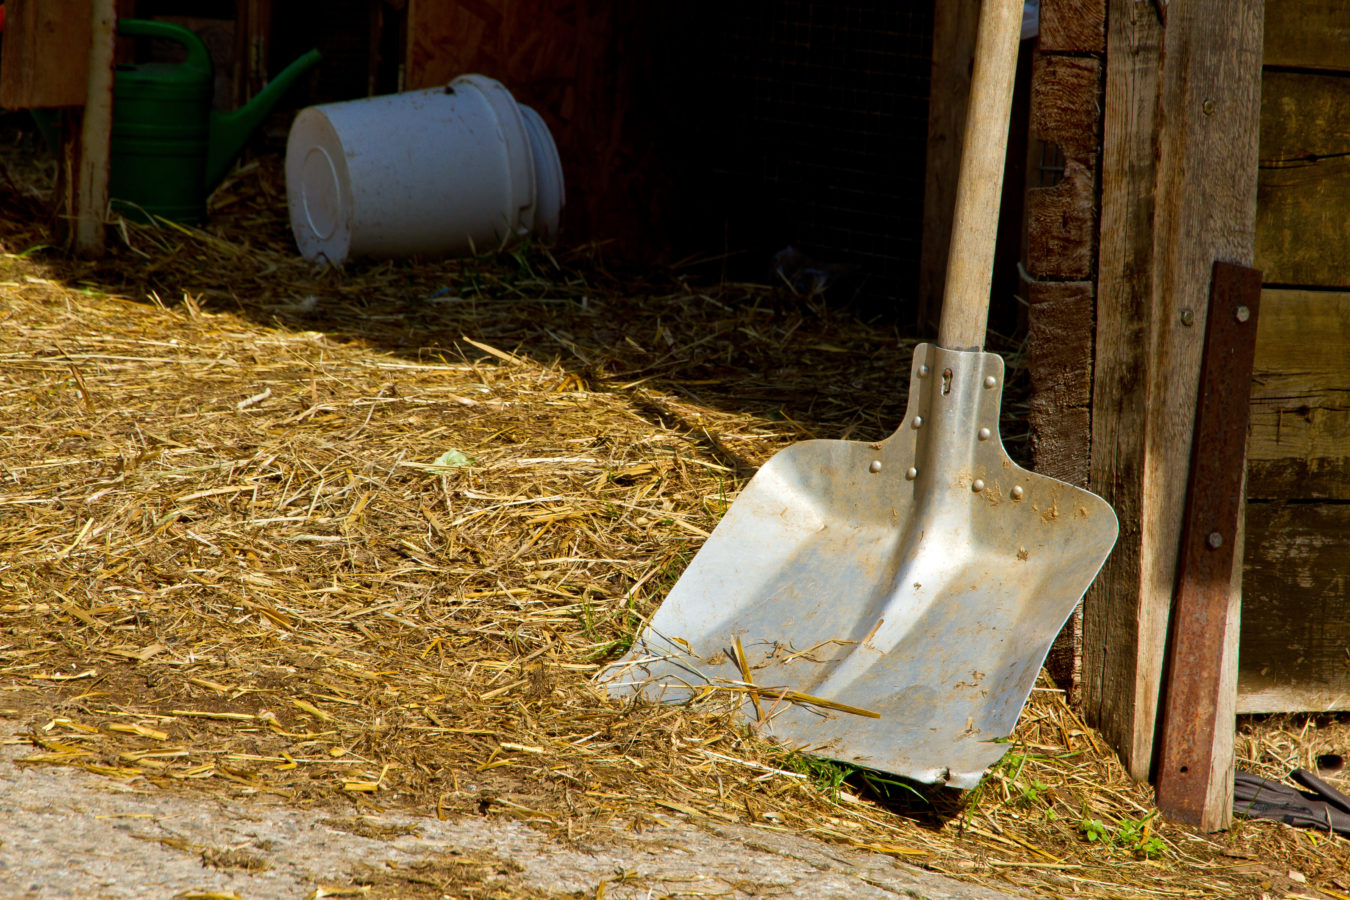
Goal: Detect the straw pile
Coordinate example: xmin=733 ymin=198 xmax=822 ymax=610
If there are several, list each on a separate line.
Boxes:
xmin=1 ymin=145 xmax=1348 ymax=900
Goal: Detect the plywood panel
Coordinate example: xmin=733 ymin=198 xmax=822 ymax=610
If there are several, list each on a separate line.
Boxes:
xmin=1255 ymin=72 xmax=1350 ymax=287
xmin=1238 ymin=501 xmax=1350 ymax=713
xmin=1264 ymin=0 xmax=1350 ymax=72
xmin=1248 ymin=290 xmax=1350 ymax=500
xmin=0 ymin=0 xmax=92 ymax=108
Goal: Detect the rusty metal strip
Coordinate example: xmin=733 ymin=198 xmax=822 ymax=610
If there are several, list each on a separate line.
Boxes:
xmin=1156 ymin=261 xmax=1263 ymax=829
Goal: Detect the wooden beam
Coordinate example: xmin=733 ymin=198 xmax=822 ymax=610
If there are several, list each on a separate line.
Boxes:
xmin=1085 ymin=0 xmax=1264 ymax=781
xmin=1255 ymin=71 xmax=1350 ymax=288
xmin=1247 ymin=289 xmax=1350 ymax=501
xmin=73 ymin=0 xmax=116 ymax=255
xmin=1026 ymin=56 xmax=1100 ymax=281
xmin=1263 ymin=0 xmax=1350 ymax=72
xmin=1038 ymin=0 xmax=1106 ymax=54
xmin=918 ymin=0 xmax=980 ymax=335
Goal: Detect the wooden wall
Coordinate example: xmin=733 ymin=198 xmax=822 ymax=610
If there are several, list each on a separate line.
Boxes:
xmin=402 ymin=0 xmax=682 ymax=260
xmin=1239 ymin=0 xmax=1350 ymax=713
xmin=1023 ymin=0 xmax=1105 ymax=694
xmin=1026 ymin=0 xmax=1350 ymax=725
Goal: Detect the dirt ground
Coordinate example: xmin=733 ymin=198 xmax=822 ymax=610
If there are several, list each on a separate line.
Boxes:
xmin=0 ymin=720 xmax=1025 ymax=900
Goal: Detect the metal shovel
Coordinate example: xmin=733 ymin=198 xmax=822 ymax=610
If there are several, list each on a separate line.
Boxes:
xmin=603 ymin=0 xmax=1117 ymax=789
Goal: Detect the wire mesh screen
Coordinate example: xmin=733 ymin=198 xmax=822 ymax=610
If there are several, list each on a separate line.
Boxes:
xmin=678 ymin=0 xmax=934 ymax=316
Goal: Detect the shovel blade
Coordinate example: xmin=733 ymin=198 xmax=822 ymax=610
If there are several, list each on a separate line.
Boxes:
xmin=603 ymin=345 xmax=1117 ymax=788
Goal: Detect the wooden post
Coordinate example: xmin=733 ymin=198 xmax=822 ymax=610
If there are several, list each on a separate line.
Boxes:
xmin=1024 ymin=0 xmax=1105 ymax=693
xmin=1084 ymin=0 xmax=1264 ymax=780
xmin=73 ymin=0 xmax=116 ymax=255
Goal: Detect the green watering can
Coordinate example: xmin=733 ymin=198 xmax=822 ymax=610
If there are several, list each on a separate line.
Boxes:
xmin=109 ymin=19 xmax=321 ymax=222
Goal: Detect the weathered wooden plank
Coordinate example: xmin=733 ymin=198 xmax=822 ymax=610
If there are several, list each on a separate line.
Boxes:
xmin=1255 ymin=72 xmax=1350 ymax=288
xmin=1086 ymin=0 xmax=1264 ymax=782
xmin=1263 ymin=0 xmax=1350 ymax=72
xmin=1030 ymin=56 xmax=1101 ymax=160
xmin=1026 ymin=56 xmax=1100 ymax=280
xmin=0 ymin=0 xmax=92 ymax=109
xmin=1038 ymin=0 xmax=1106 ymax=54
xmin=1247 ymin=289 xmax=1350 ymax=500
xmin=918 ymin=0 xmax=981 ymax=334
xmin=1238 ymin=501 xmax=1350 ymax=713
xmin=1027 ymin=161 xmax=1096 ymax=280
xmin=1027 ymin=280 xmax=1095 ymax=693
xmin=1028 ymin=281 xmax=1095 ymax=485
xmin=1084 ymin=0 xmax=1163 ymax=782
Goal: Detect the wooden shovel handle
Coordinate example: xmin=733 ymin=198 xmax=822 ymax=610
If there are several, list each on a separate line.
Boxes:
xmin=937 ymin=0 xmax=1023 ymax=351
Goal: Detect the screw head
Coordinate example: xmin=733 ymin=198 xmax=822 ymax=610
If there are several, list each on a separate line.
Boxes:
xmin=977 ymin=427 xmax=991 ymax=441
xmin=972 ymin=479 xmax=986 ymax=493
xmin=869 ymin=460 xmax=882 ymax=474
xmin=1235 ymin=305 xmax=1251 ymax=323
xmin=1207 ymin=531 xmax=1223 ymax=549
xmin=1181 ymin=308 xmax=1195 ymax=327
xmin=1010 ymin=485 xmax=1024 ymax=500
xmin=983 ymin=376 xmax=997 ymax=389
xmin=905 ymin=467 xmax=918 ymax=481
xmin=912 ymin=416 xmax=924 ymax=429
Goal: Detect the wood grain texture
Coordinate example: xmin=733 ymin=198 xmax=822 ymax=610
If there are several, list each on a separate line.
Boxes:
xmin=0 ymin=0 xmax=92 ymax=109
xmin=1028 ymin=281 xmax=1094 ymax=486
xmin=73 ymin=0 xmax=116 ymax=255
xmin=1263 ymin=0 xmax=1350 ymax=71
xmin=1027 ymin=161 xmax=1096 ymax=280
xmin=1087 ymin=0 xmax=1264 ymax=781
xmin=1038 ymin=0 xmax=1106 ymax=53
xmin=938 ymin=0 xmax=1024 ymax=351
xmin=1083 ymin=0 xmax=1163 ymax=780
xmin=1247 ymin=289 xmax=1350 ymax=500
xmin=1255 ymin=71 xmax=1350 ymax=288
xmin=1030 ymin=56 xmax=1101 ymax=160
xmin=919 ymin=0 xmax=981 ymax=334
xmin=1135 ymin=0 xmax=1263 ymax=784
xmin=1026 ymin=57 xmax=1100 ymax=280
xmin=1238 ymin=502 xmax=1350 ymax=713
xmin=1029 ymin=280 xmax=1095 ymax=695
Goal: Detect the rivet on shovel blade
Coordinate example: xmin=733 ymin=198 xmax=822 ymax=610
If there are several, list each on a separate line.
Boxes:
xmin=869 ymin=460 xmax=882 ymax=474
xmin=1207 ymin=531 xmax=1223 ymax=549
xmin=912 ymin=417 xmax=924 ymax=429
xmin=972 ymin=479 xmax=986 ymax=493
xmin=978 ymin=427 xmax=991 ymax=441
xmin=983 ymin=376 xmax=997 ymax=389
xmin=1011 ymin=485 xmax=1024 ymax=500
xmin=905 ymin=467 xmax=918 ymax=480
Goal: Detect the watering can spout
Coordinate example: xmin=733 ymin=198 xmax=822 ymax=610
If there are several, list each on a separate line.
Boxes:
xmin=207 ymin=49 xmax=322 ymax=190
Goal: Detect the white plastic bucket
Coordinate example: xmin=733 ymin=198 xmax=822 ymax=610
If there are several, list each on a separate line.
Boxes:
xmin=285 ymin=74 xmax=565 ymax=264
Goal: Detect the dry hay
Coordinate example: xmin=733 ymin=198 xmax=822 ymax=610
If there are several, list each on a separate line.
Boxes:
xmin=1 ymin=146 xmax=1348 ymax=900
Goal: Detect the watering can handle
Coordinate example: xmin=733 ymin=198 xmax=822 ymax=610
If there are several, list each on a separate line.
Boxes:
xmin=937 ymin=0 xmax=1023 ymax=352
xmin=116 ymin=18 xmax=213 ymax=75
